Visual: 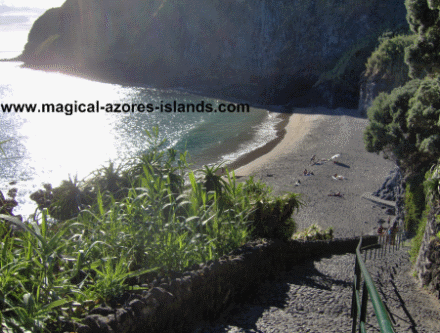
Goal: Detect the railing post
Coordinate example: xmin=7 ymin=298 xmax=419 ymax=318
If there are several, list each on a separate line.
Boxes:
xmin=360 ymin=280 xmax=369 ymax=331
xmin=351 ymin=237 xmax=395 ymax=333
xmin=351 ymin=257 xmax=360 ymax=333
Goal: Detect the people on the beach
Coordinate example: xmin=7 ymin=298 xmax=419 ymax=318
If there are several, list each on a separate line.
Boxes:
xmin=310 ymin=154 xmax=316 ymax=165
xmin=388 ymin=221 xmax=399 ymax=245
xmin=303 ymin=169 xmax=314 ymax=176
xmin=331 ymin=154 xmax=340 ymax=164
xmin=332 ymin=174 xmax=345 ymax=180
xmin=377 ymin=225 xmax=384 ymax=235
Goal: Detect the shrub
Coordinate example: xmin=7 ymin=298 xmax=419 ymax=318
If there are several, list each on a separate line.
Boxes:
xmin=249 ymin=193 xmax=303 ymax=241
xmin=404 ymin=173 xmax=426 ymax=234
xmin=292 ymin=224 xmax=334 ymax=241
xmin=365 ymin=34 xmax=415 ymax=85
xmin=409 ymin=204 xmax=430 ymax=262
xmin=364 ymin=76 xmax=440 ymax=171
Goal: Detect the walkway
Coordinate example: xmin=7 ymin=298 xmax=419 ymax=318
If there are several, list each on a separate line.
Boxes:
xmin=193 ymin=245 xmax=440 ymax=333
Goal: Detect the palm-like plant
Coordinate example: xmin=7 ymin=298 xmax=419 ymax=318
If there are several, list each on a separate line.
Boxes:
xmin=200 ymin=164 xmax=227 ymax=195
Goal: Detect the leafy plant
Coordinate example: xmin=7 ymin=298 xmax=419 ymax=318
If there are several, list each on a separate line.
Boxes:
xmin=1 ymin=127 xmax=304 ymax=332
xmin=292 ymin=224 xmax=334 ymax=241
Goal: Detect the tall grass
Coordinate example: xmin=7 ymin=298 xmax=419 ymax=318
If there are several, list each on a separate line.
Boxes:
xmin=0 ymin=127 xmax=302 ymax=332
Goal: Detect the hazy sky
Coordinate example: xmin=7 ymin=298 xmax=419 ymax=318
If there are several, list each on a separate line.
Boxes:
xmin=0 ymin=0 xmax=65 ymax=53
xmin=0 ymin=0 xmax=65 ymax=9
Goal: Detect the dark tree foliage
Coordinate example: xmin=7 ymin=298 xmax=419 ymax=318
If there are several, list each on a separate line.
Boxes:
xmin=407 ymin=77 xmax=440 ymax=156
xmin=364 ymin=76 xmax=440 ymax=169
xmin=405 ymin=0 xmax=440 ymax=77
xmin=364 ymin=79 xmax=421 ymax=162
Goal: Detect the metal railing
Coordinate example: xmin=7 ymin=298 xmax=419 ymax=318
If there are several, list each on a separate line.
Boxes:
xmin=351 ymin=237 xmax=395 ymax=333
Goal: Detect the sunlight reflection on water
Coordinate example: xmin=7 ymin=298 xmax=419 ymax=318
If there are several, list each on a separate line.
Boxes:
xmin=0 ymin=61 xmax=277 ymax=217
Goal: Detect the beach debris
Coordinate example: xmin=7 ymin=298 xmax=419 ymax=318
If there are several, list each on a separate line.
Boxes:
xmin=328 ymin=191 xmax=344 ymax=198
xmin=332 ymin=174 xmax=345 ymax=180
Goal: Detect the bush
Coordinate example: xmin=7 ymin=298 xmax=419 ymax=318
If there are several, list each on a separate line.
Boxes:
xmin=250 ymin=193 xmax=303 ymax=241
xmin=404 ymin=173 xmax=426 ymax=234
xmin=405 ymin=0 xmax=440 ymax=78
xmin=365 ymin=34 xmax=415 ymax=85
xmin=364 ymin=76 xmax=440 ymax=170
xmin=409 ymin=204 xmax=430 ymax=262
xmin=292 ymin=224 xmax=334 ymax=241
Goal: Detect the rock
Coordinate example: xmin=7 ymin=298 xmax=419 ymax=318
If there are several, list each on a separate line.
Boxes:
xmin=82 ymin=314 xmax=115 ymax=333
xmin=149 ymin=287 xmax=175 ymax=306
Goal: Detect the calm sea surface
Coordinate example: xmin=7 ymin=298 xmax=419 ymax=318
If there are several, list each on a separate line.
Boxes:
xmin=0 ymin=54 xmax=280 ymax=217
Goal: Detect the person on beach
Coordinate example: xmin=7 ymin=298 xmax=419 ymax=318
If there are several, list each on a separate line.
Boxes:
xmin=389 ymin=221 xmax=398 ymax=245
xmin=310 ymin=154 xmax=316 ymax=165
xmin=331 ymin=154 xmax=340 ymax=164
xmin=303 ymin=169 xmax=308 ymax=176
xmin=377 ymin=224 xmax=384 ymax=235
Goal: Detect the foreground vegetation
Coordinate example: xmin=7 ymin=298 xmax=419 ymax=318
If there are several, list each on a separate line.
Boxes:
xmin=0 ymin=128 xmax=302 ymax=332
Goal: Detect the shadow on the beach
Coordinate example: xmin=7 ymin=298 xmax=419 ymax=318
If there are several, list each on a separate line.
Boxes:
xmin=277 ymin=105 xmax=366 ymax=119
xmin=334 ymin=161 xmax=350 ymax=168
xmin=199 ymin=258 xmax=352 ymax=332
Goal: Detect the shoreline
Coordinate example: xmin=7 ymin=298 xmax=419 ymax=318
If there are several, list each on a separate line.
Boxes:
xmin=223 ymin=111 xmax=291 ymax=173
xmin=6 ymin=59 xmax=297 ymax=176
xmin=231 ymin=109 xmax=325 ymax=177
xmin=1 ymin=60 xmax=297 ymax=217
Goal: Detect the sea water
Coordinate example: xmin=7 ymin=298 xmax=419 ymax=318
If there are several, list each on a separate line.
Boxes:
xmin=0 ymin=57 xmax=281 ymax=217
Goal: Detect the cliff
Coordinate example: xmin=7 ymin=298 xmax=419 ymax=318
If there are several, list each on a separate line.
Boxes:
xmin=18 ymin=0 xmax=407 ymax=107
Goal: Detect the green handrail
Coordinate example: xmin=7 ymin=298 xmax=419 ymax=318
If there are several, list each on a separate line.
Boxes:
xmin=351 ymin=238 xmax=395 ymax=333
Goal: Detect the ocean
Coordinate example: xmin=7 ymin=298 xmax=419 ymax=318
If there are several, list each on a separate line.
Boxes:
xmin=0 ymin=53 xmax=281 ymax=217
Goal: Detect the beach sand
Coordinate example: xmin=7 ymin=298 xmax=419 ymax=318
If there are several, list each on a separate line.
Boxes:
xmin=231 ymin=106 xmax=396 ymax=238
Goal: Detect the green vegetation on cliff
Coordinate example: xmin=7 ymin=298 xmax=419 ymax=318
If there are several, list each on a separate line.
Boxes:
xmin=365 ymin=34 xmax=415 ymax=86
xmin=405 ymin=0 xmax=440 ymax=78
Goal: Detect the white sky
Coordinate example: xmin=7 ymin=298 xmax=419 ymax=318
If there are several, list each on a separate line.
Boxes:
xmin=0 ymin=0 xmax=66 ymax=53
xmin=0 ymin=0 xmax=65 ymax=9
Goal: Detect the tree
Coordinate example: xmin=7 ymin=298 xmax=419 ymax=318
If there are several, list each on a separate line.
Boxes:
xmin=405 ymin=0 xmax=440 ymax=77
xmin=364 ymin=76 xmax=440 ymax=169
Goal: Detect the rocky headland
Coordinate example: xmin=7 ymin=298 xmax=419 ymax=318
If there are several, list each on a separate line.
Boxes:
xmin=15 ymin=0 xmax=407 ymax=108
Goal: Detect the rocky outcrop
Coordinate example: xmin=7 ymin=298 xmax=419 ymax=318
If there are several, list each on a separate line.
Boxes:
xmin=63 ymin=236 xmax=377 ymax=333
xmin=18 ymin=0 xmax=407 ymax=107
xmin=415 ymin=206 xmax=440 ymax=299
xmin=373 ymin=167 xmax=405 ymax=225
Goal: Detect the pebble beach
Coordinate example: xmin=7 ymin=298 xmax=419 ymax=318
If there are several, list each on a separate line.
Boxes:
xmin=232 ymin=106 xmax=397 ymax=238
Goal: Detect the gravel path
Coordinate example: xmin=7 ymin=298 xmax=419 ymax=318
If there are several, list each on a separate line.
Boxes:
xmin=193 ymin=244 xmax=440 ymax=333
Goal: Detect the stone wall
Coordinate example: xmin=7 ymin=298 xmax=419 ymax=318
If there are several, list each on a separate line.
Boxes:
xmin=72 ymin=236 xmax=377 ymax=333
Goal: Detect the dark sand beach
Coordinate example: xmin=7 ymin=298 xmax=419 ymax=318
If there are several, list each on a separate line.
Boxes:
xmin=233 ymin=106 xmax=396 ymax=238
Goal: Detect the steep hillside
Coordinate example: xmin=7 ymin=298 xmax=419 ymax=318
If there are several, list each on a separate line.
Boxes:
xmin=18 ymin=0 xmax=407 ymax=106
